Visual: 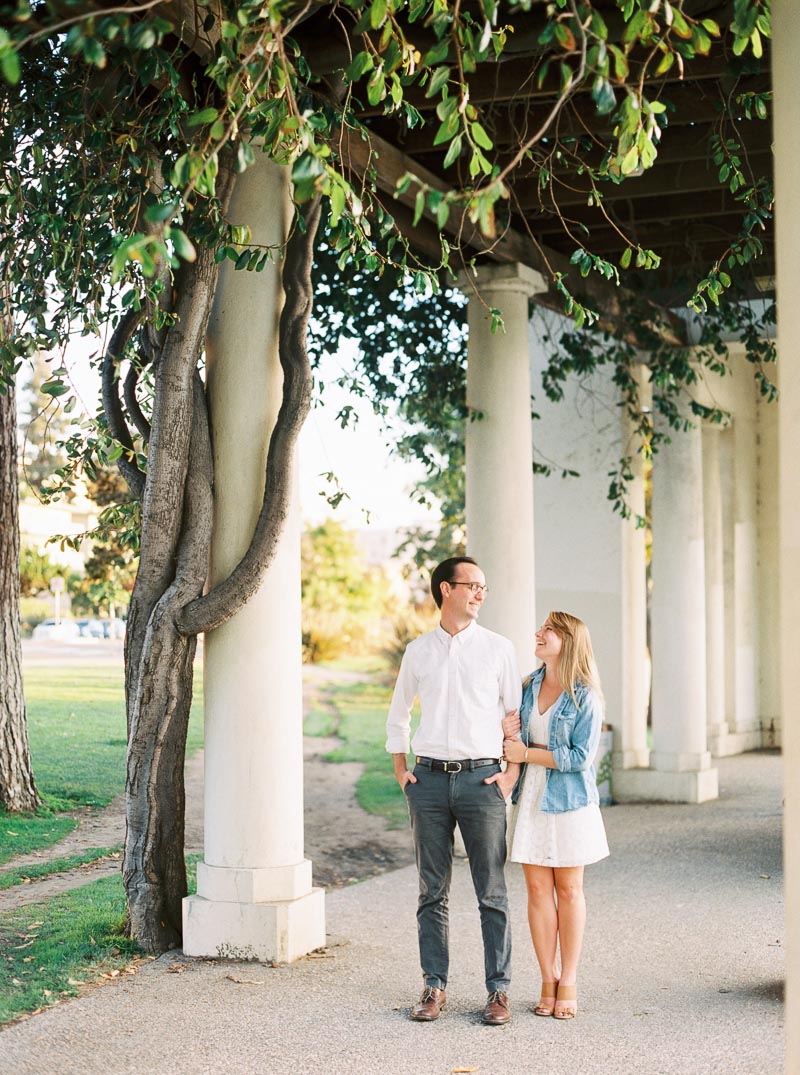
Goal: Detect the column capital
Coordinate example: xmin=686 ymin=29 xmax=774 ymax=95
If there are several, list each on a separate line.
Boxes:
xmin=457 ymin=261 xmax=548 ymax=299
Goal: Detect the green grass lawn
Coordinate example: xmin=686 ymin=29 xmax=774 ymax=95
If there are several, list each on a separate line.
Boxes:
xmin=0 ymin=873 xmax=135 ymax=1025
xmin=0 ymin=859 xmax=201 ymax=1027
xmin=320 ymin=680 xmax=418 ymax=831
xmin=0 ymin=663 xmax=204 ymax=865
xmin=0 ymin=847 xmax=123 ymax=891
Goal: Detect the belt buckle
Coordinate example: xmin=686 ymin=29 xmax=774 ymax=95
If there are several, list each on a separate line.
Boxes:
xmin=444 ymin=761 xmax=463 ymax=773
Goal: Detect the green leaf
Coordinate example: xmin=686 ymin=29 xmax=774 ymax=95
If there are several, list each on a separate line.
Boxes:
xmin=370 ymin=0 xmax=387 ymax=30
xmin=230 ymin=224 xmax=252 ymax=246
xmin=426 ymin=66 xmax=451 ymax=99
xmin=168 ymin=228 xmax=196 ymax=263
xmin=443 ymin=134 xmax=462 ymax=169
xmin=620 ymin=246 xmax=632 ymax=269
xmin=471 ymin=122 xmax=493 ymax=151
xmin=620 ymin=145 xmax=640 ymax=175
xmin=413 ymin=188 xmax=426 ymax=227
xmin=186 ymin=107 xmax=218 ymax=128
xmin=366 ymin=66 xmax=385 ymax=107
xmin=41 ymin=380 xmax=69 ymax=397
xmin=329 ymin=182 xmax=346 ymax=226
xmin=433 ymin=110 xmax=460 ymax=146
xmin=144 ymin=200 xmax=178 ymax=224
xmin=0 ymin=31 xmax=20 ymax=85
xmin=345 ymin=50 xmax=374 ymax=82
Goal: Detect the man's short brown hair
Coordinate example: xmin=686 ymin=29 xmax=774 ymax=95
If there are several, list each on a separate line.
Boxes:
xmin=430 ymin=556 xmax=480 ymax=609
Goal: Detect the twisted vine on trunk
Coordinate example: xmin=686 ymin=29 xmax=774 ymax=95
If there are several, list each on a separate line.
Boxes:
xmin=0 ymin=380 xmax=40 ymax=812
xmin=109 ymin=166 xmax=322 ymax=950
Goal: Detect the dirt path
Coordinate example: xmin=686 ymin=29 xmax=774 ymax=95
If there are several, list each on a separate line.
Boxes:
xmin=0 ymin=671 xmax=413 ymax=913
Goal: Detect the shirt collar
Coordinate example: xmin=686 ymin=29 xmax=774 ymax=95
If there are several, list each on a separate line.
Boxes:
xmin=436 ymin=620 xmax=477 ymax=646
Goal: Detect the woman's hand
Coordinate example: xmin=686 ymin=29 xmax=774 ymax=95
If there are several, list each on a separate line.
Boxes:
xmin=503 ymin=737 xmax=527 ymax=763
xmin=502 ymin=709 xmax=521 ymax=738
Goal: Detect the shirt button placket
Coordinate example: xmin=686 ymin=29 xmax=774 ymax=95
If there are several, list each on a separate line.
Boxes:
xmin=448 ymin=638 xmax=459 ymax=806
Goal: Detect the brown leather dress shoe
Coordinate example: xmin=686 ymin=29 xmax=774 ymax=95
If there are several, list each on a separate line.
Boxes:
xmin=412 ymin=986 xmax=446 ymax=1021
xmin=482 ymin=990 xmax=511 ymax=1025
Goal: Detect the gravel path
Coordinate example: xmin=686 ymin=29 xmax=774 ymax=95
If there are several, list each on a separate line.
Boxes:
xmin=0 ymin=750 xmax=784 ymax=1075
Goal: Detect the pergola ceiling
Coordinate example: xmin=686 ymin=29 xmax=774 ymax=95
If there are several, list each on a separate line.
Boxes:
xmin=293 ymin=1 xmax=774 ymax=320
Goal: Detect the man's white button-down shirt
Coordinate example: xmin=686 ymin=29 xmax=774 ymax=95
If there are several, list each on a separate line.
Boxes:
xmin=385 ymin=621 xmax=522 ymax=760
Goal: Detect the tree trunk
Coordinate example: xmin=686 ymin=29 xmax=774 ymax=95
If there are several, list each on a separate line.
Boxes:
xmin=0 ymin=380 xmax=40 ymax=812
xmin=117 ymin=167 xmax=320 ymax=951
xmin=122 ymin=252 xmax=221 ymax=950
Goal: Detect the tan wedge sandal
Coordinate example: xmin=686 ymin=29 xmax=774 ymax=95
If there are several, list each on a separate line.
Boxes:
xmin=553 ymin=982 xmax=577 ymax=1019
xmin=533 ymin=981 xmax=559 ymax=1016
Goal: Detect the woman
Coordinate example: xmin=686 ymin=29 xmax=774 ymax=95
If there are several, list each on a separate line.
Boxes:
xmin=502 ymin=611 xmax=609 ymax=1020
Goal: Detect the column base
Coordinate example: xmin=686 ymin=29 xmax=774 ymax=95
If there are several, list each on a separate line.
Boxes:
xmin=613 ymin=766 xmax=719 ymax=804
xmin=613 ymin=748 xmax=651 ymax=769
xmin=709 ymin=724 xmax=763 ymax=757
xmin=182 ymin=887 xmax=325 ymax=963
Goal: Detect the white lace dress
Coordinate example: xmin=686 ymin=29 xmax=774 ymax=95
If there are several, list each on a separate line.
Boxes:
xmin=509 ymin=699 xmax=610 ymax=868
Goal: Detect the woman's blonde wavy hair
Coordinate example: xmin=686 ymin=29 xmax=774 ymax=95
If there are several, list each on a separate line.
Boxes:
xmin=546 ymin=610 xmax=603 ymax=705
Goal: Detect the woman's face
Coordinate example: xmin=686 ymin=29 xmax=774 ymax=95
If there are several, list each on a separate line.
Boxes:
xmin=535 ymin=620 xmax=563 ymax=662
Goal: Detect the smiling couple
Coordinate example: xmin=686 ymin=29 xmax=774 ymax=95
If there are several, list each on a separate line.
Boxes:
xmin=386 ymin=556 xmax=609 ymax=1026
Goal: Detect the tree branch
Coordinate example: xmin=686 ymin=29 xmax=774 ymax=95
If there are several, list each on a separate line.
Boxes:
xmin=176 ymin=195 xmax=323 ymax=637
xmin=124 ymin=362 xmax=152 ymax=444
xmin=101 ymin=307 xmax=146 ymax=500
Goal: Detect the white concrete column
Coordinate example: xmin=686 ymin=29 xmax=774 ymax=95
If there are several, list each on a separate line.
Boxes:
xmin=524 ymin=312 xmax=648 ymax=771
xmin=182 ymin=154 xmax=325 ymax=962
xmin=617 ymin=362 xmax=650 ymax=770
xmin=702 ymin=426 xmax=729 ymax=755
xmin=773 ymin=6 xmax=800 ymax=1069
xmin=460 ymin=263 xmax=547 ymax=670
xmin=728 ymin=359 xmax=762 ymax=750
xmin=616 ymin=403 xmax=718 ymax=803
xmin=756 ymin=382 xmax=780 ymax=747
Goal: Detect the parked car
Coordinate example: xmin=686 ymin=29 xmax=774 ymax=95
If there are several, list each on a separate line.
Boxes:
xmin=103 ymin=618 xmax=126 ymax=639
xmin=32 ymin=619 xmax=81 ymax=641
xmin=76 ymin=618 xmax=105 ymax=638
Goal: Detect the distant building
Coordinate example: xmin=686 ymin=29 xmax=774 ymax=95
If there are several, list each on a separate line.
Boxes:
xmin=18 ymin=492 xmax=97 ymax=573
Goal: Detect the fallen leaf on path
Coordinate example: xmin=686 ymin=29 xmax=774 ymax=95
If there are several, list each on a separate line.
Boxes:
xmin=453 ymin=1068 xmax=479 ymax=1073
xmin=67 ymin=978 xmax=85 ymax=986
xmin=167 ymin=963 xmax=188 ymax=974
xmin=225 ymin=975 xmax=265 ymax=985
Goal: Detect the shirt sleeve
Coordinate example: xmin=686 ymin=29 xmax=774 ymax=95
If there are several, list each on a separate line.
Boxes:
xmin=551 ymin=688 xmax=603 ymax=773
xmin=499 ymin=640 xmax=523 ymax=717
xmin=385 ymin=646 xmax=418 ymax=754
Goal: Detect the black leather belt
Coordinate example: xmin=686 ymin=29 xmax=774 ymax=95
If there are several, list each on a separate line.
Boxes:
xmin=415 ymin=756 xmax=500 ymax=773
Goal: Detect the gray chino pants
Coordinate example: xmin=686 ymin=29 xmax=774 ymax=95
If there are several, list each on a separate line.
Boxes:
xmin=405 ymin=761 xmax=511 ymax=993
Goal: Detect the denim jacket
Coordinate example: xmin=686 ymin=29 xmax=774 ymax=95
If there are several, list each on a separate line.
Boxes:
xmin=511 ymin=666 xmax=603 ymax=813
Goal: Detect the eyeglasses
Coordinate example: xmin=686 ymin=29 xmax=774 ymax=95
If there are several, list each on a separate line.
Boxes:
xmin=449 ymin=581 xmax=489 ymax=595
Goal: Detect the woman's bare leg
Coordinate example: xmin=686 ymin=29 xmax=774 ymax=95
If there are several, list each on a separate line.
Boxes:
xmin=553 ymin=865 xmax=585 ymax=1016
xmin=521 ymin=864 xmax=559 ymax=994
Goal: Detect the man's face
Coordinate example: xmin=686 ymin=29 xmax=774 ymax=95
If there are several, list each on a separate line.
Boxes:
xmin=440 ymin=562 xmax=487 ymax=621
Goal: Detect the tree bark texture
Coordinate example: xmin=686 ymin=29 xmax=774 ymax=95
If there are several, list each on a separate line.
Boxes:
xmin=0 ymin=381 xmax=40 ymax=812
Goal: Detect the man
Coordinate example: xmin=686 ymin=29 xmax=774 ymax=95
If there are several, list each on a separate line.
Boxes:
xmin=386 ymin=555 xmax=522 ymax=1025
